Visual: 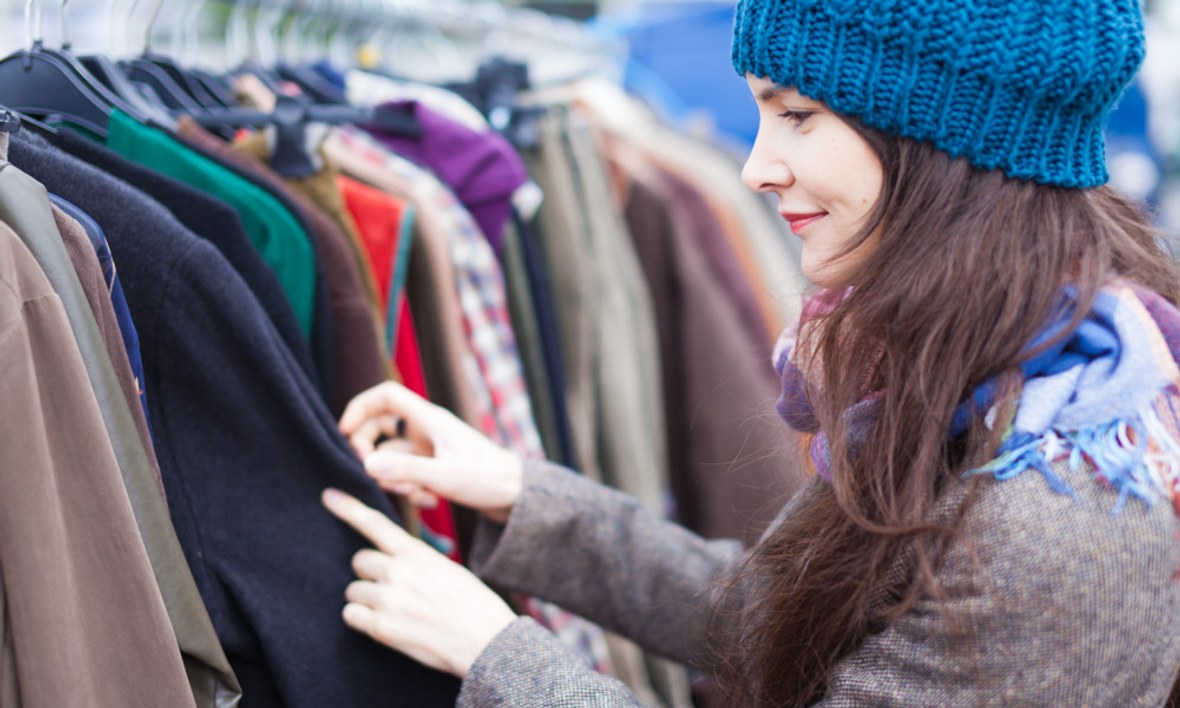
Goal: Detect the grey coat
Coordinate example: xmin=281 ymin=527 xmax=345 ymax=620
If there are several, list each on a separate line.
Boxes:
xmin=457 ymin=458 xmax=1180 ymax=706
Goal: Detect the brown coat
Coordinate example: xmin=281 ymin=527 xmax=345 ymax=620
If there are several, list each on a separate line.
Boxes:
xmin=625 ymin=171 xmax=806 ymax=544
xmin=0 ymin=144 xmax=239 ymax=707
xmin=0 ymin=219 xmax=196 ymax=707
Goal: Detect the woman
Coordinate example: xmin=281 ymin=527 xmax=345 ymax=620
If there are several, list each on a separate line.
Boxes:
xmin=323 ymin=0 xmax=1180 ymax=704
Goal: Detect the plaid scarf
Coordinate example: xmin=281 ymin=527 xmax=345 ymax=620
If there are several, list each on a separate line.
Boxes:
xmin=775 ymin=281 xmax=1180 ymax=511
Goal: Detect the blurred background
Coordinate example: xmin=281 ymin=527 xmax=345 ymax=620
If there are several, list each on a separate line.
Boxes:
xmin=0 ymin=0 xmax=1176 ymax=235
xmin=1 ymin=3 xmax=1177 ymax=706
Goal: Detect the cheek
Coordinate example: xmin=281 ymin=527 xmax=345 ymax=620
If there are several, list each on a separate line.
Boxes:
xmin=842 ymin=147 xmax=884 ymax=214
xmin=854 ymin=174 xmax=883 ymax=213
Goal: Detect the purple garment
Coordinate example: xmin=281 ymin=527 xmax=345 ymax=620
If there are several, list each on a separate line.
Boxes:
xmin=359 ymin=100 xmax=528 ymax=252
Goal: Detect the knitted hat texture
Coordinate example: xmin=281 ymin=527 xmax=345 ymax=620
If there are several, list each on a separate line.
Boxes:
xmin=732 ymin=0 xmax=1145 ymax=188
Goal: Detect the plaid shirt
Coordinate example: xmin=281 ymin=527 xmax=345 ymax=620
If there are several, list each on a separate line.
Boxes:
xmin=336 ymin=126 xmax=615 ymax=674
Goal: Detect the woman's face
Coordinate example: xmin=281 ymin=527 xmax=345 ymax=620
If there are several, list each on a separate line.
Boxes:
xmin=741 ymin=76 xmax=884 ymax=288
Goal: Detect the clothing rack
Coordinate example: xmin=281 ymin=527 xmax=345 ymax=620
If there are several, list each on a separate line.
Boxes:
xmin=0 ymin=3 xmax=809 ymax=706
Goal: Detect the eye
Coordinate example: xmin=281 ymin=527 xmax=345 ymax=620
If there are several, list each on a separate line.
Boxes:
xmin=777 ymin=110 xmax=814 ymax=126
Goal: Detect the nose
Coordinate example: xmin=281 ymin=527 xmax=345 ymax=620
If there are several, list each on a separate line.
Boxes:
xmin=741 ymin=130 xmax=794 ymax=193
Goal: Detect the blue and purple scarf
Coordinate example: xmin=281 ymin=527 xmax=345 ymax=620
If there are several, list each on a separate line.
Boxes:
xmin=774 ymin=281 xmax=1180 ymax=512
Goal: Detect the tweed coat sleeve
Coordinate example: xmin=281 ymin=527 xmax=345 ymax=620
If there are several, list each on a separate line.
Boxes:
xmin=458 ymin=459 xmax=743 ymax=707
xmin=466 ymin=460 xmax=745 ymax=663
xmin=460 ymin=459 xmax=1180 ymax=707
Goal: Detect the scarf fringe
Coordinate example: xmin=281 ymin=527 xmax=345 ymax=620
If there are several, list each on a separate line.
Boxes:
xmin=968 ymin=394 xmax=1180 ymax=514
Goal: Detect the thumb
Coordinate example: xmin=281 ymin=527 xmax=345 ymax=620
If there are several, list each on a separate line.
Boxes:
xmin=339 ymin=381 xmax=438 ymax=438
xmin=364 ymin=448 xmax=452 ymax=492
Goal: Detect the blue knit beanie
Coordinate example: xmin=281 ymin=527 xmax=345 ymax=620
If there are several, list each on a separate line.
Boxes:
xmin=732 ymin=0 xmax=1145 ymax=188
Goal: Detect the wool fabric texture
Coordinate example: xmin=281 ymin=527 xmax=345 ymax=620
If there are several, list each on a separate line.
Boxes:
xmin=730 ymin=0 xmax=1145 ymax=188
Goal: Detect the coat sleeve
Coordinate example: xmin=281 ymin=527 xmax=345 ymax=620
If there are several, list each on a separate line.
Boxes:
xmin=461 ymin=455 xmax=1180 ymax=707
xmin=458 ymin=459 xmax=744 ymax=705
xmin=459 ymin=618 xmax=645 ymax=707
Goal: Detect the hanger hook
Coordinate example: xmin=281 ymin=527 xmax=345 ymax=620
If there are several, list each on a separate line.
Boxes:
xmin=180 ymin=0 xmax=199 ymax=64
xmin=25 ymin=0 xmax=43 ymax=51
xmin=125 ymin=0 xmax=143 ymax=56
xmin=184 ymin=0 xmax=204 ymax=66
xmin=60 ymin=0 xmax=70 ymax=50
xmin=105 ymin=0 xmax=119 ymax=54
xmin=254 ymin=0 xmax=282 ymax=67
xmin=227 ymin=0 xmax=249 ymax=67
xmin=169 ymin=0 xmax=182 ymax=56
xmin=143 ymin=0 xmax=165 ymax=53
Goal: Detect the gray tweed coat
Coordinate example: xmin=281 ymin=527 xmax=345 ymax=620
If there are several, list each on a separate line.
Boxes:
xmin=457 ymin=458 xmax=1180 ymax=706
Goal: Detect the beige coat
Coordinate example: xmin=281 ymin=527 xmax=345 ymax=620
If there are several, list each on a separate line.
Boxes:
xmin=0 ymin=218 xmax=197 ymax=707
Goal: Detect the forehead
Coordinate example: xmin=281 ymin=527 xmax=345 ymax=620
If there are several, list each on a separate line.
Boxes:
xmin=745 ymin=75 xmax=812 ymax=104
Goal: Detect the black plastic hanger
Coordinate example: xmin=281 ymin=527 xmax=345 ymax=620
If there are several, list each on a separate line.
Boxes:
xmin=190 ymin=97 xmax=419 ymax=134
xmin=142 ymin=51 xmax=232 ymax=109
xmin=0 ymin=105 xmax=59 ymax=139
xmin=189 ymin=68 xmax=239 ymax=109
xmin=232 ymin=60 xmax=292 ymax=103
xmin=446 ymin=56 xmax=542 ymax=149
xmin=190 ymin=95 xmax=420 ymax=177
xmin=78 ymin=53 xmax=178 ymax=128
xmin=120 ymin=56 xmax=207 ymax=112
xmin=0 ymin=43 xmax=116 ymax=137
xmin=276 ymin=63 xmax=347 ymax=105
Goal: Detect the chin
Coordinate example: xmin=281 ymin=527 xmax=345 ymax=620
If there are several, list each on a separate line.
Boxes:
xmin=802 ymin=262 xmax=836 ymax=288
xmin=802 ymin=251 xmax=860 ymax=289
xmin=804 ymin=267 xmax=855 ymax=290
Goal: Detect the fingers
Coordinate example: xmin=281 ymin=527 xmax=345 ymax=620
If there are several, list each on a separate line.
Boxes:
xmin=342 ymin=602 xmax=390 ymax=644
xmin=334 ymin=518 xmax=517 ymax=678
xmin=404 ymin=487 xmax=440 ymax=509
xmin=342 ymin=597 xmax=410 ymax=656
xmin=346 ymin=580 xmax=382 ymax=606
xmin=322 ymin=489 xmax=417 ymax=556
xmin=346 ymin=414 xmax=405 ymax=458
xmin=339 ymin=381 xmax=435 ymax=441
xmin=383 ymin=481 xmax=440 ymax=509
xmin=364 ymin=449 xmax=451 ymax=495
xmin=352 ymin=549 xmax=392 ymax=582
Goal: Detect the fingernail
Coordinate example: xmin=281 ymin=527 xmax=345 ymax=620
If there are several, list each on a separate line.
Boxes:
xmin=363 ymin=454 xmax=389 ymax=475
xmin=322 ymin=488 xmax=345 ymax=506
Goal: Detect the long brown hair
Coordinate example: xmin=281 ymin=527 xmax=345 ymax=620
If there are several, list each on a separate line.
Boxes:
xmin=710 ymin=123 xmax=1180 ymax=707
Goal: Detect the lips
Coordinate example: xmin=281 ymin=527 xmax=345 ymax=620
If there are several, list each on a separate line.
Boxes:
xmin=780 ymin=211 xmax=827 ymax=233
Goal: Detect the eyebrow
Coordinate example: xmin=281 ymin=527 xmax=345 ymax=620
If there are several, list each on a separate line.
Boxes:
xmin=756 ymin=84 xmax=789 ymax=103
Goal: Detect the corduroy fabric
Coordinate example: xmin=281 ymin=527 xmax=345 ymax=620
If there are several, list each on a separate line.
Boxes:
xmin=731 ymin=0 xmax=1145 ymax=188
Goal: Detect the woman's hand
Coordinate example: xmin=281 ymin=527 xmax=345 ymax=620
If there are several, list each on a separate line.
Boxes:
xmin=322 ymin=489 xmax=517 ymax=678
xmin=339 ymin=381 xmax=523 ymax=523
